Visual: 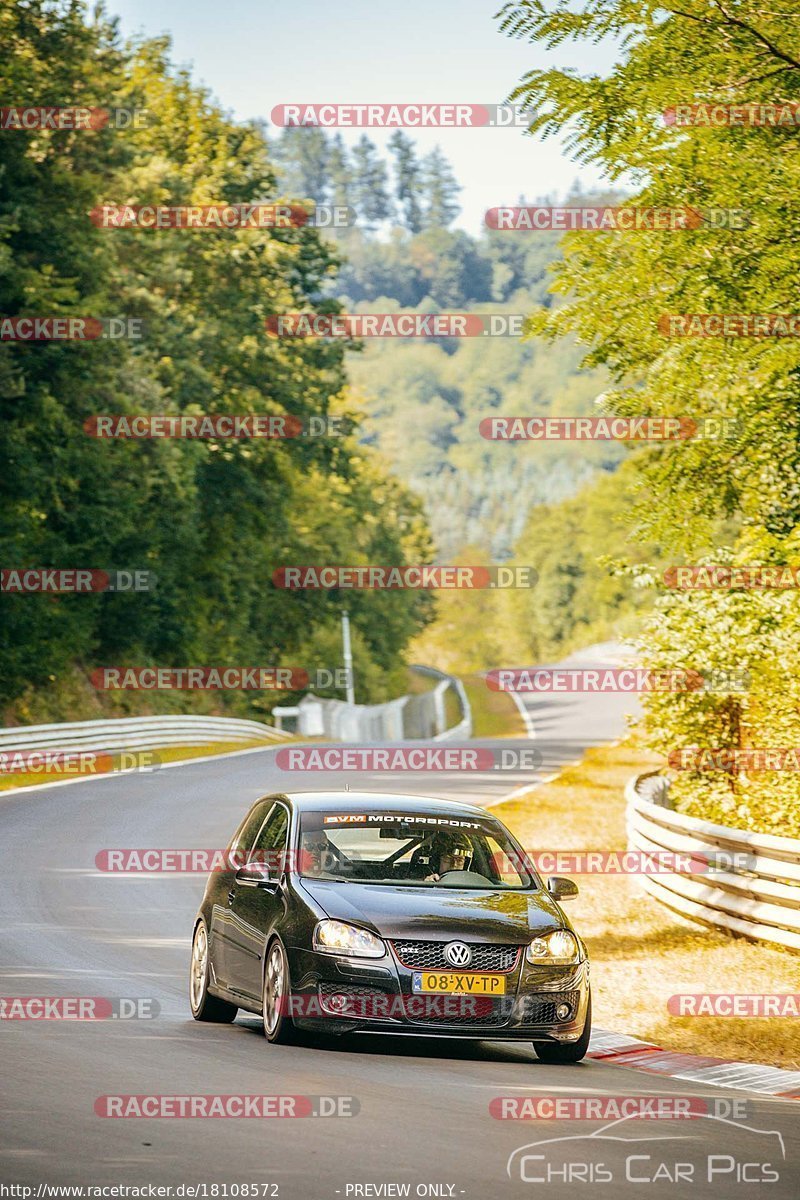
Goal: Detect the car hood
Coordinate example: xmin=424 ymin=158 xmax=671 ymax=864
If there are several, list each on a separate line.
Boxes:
xmin=298 ymin=879 xmax=566 ymax=942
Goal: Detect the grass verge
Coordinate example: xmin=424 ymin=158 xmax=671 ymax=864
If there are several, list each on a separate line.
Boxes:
xmin=461 ymin=674 xmax=527 ymax=739
xmin=0 ymin=737 xmax=286 ymax=793
xmin=493 ymin=738 xmax=800 ymax=1071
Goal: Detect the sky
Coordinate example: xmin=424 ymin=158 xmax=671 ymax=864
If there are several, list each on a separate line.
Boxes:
xmin=108 ymin=0 xmax=620 ymax=233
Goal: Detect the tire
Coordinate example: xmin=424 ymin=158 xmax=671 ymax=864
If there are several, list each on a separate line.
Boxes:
xmin=533 ymin=993 xmax=591 ymax=1064
xmin=262 ymin=938 xmax=299 ymax=1044
xmin=190 ymin=919 xmax=238 ymax=1023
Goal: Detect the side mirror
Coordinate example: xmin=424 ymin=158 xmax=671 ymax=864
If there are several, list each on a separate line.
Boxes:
xmin=235 ymin=863 xmax=274 ymax=888
xmin=547 ymin=875 xmax=579 ymax=901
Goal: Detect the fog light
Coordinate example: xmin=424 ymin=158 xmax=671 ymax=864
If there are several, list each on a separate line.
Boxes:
xmin=556 ymin=1002 xmax=572 ymax=1020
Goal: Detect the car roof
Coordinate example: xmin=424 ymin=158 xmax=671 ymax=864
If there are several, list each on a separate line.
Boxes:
xmin=266 ymin=790 xmax=495 ymax=820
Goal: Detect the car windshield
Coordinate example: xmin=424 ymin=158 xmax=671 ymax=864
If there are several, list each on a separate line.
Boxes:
xmin=297 ymin=810 xmax=538 ymax=889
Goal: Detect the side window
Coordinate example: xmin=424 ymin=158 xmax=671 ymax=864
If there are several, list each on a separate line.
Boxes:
xmin=248 ymin=804 xmax=290 ymax=870
xmin=229 ymin=804 xmax=269 ymax=861
xmin=485 ymin=835 xmax=530 ymax=887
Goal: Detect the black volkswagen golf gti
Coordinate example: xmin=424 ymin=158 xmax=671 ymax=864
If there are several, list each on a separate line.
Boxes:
xmin=190 ymin=792 xmax=591 ymax=1061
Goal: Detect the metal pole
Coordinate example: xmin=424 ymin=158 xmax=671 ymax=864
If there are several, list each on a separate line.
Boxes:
xmin=341 ymin=609 xmax=355 ymax=705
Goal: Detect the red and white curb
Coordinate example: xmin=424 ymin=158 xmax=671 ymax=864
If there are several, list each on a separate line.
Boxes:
xmin=589 ymin=1029 xmax=800 ymax=1099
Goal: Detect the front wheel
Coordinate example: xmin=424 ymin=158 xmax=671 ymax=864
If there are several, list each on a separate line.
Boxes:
xmin=190 ymin=919 xmax=237 ymax=1023
xmin=262 ymin=938 xmax=298 ymax=1044
xmin=533 ymin=993 xmax=591 ymax=1064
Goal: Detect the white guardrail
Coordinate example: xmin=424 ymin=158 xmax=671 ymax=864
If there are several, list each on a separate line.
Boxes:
xmin=281 ymin=666 xmax=472 ymax=742
xmin=0 ymin=714 xmax=284 ymax=755
xmin=407 ymin=665 xmax=472 ymax=742
xmin=626 ymin=771 xmax=800 ymax=952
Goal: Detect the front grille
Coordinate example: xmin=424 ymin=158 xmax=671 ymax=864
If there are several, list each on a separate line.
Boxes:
xmin=317 ymin=982 xmax=511 ymax=1026
xmin=318 ymin=981 xmax=395 ymax=1019
xmin=391 ymin=940 xmax=521 ymax=973
xmin=400 ymin=994 xmax=510 ymax=1027
xmin=519 ymin=991 xmax=581 ymax=1025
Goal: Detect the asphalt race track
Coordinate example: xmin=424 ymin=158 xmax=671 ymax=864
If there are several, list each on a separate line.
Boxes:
xmin=1 ymin=659 xmax=797 ymax=1198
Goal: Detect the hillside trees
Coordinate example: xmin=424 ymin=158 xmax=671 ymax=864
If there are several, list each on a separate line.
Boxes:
xmin=0 ymin=0 xmax=432 ymax=716
xmin=498 ymin=0 xmax=800 ymax=827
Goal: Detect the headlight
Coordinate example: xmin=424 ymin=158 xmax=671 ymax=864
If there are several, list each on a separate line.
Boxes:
xmin=525 ymin=929 xmax=579 ymax=965
xmin=313 ymin=919 xmax=385 ymax=958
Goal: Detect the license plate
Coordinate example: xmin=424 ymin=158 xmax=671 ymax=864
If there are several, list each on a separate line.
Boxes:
xmin=412 ymin=971 xmax=506 ymax=995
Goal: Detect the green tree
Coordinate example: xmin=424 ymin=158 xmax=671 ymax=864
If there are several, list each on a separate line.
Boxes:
xmin=0 ymin=1 xmax=434 ymax=717
xmin=638 ymin=544 xmax=800 ymax=838
xmin=421 ymin=146 xmax=461 ymax=229
xmin=388 ymin=130 xmax=423 ymax=233
xmin=327 ymin=133 xmax=353 ymax=209
xmin=272 ymin=125 xmax=330 ymax=202
xmin=498 ymin=0 xmax=800 ymax=550
xmin=498 ymin=0 xmax=800 ymax=832
xmin=350 ymin=134 xmax=392 ymax=229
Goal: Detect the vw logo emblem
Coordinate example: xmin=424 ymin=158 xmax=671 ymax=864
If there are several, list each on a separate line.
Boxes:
xmin=444 ymin=941 xmax=472 ymax=968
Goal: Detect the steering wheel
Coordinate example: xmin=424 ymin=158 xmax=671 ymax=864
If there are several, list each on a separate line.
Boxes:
xmin=436 ymin=869 xmax=493 ymax=885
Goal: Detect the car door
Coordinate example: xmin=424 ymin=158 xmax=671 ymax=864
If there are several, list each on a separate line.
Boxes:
xmin=210 ymin=800 xmax=271 ymax=990
xmin=224 ymin=801 xmax=290 ymax=1002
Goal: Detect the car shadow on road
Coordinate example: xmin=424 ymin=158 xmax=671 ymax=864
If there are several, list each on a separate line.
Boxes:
xmin=231 ymin=1015 xmax=581 ymax=1065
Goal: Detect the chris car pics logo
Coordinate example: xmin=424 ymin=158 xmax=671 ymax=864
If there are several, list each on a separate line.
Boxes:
xmin=505 ymin=1114 xmax=785 ymax=1185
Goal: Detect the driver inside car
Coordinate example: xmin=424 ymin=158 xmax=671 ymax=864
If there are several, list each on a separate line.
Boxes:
xmin=423 ymin=830 xmax=473 ymax=881
xmin=299 ymin=831 xmax=338 ymax=877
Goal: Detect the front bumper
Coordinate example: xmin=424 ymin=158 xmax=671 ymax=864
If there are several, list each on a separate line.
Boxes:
xmin=286 ymin=944 xmax=590 ymax=1042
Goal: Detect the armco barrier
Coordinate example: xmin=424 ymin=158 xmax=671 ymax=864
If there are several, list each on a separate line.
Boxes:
xmin=295 ymin=695 xmax=408 ymax=741
xmin=0 ymin=714 xmax=284 ymax=756
xmin=626 ymin=771 xmax=800 ymax=952
xmin=407 ymin=665 xmax=472 ymax=742
xmin=292 ymin=666 xmax=472 ymax=743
